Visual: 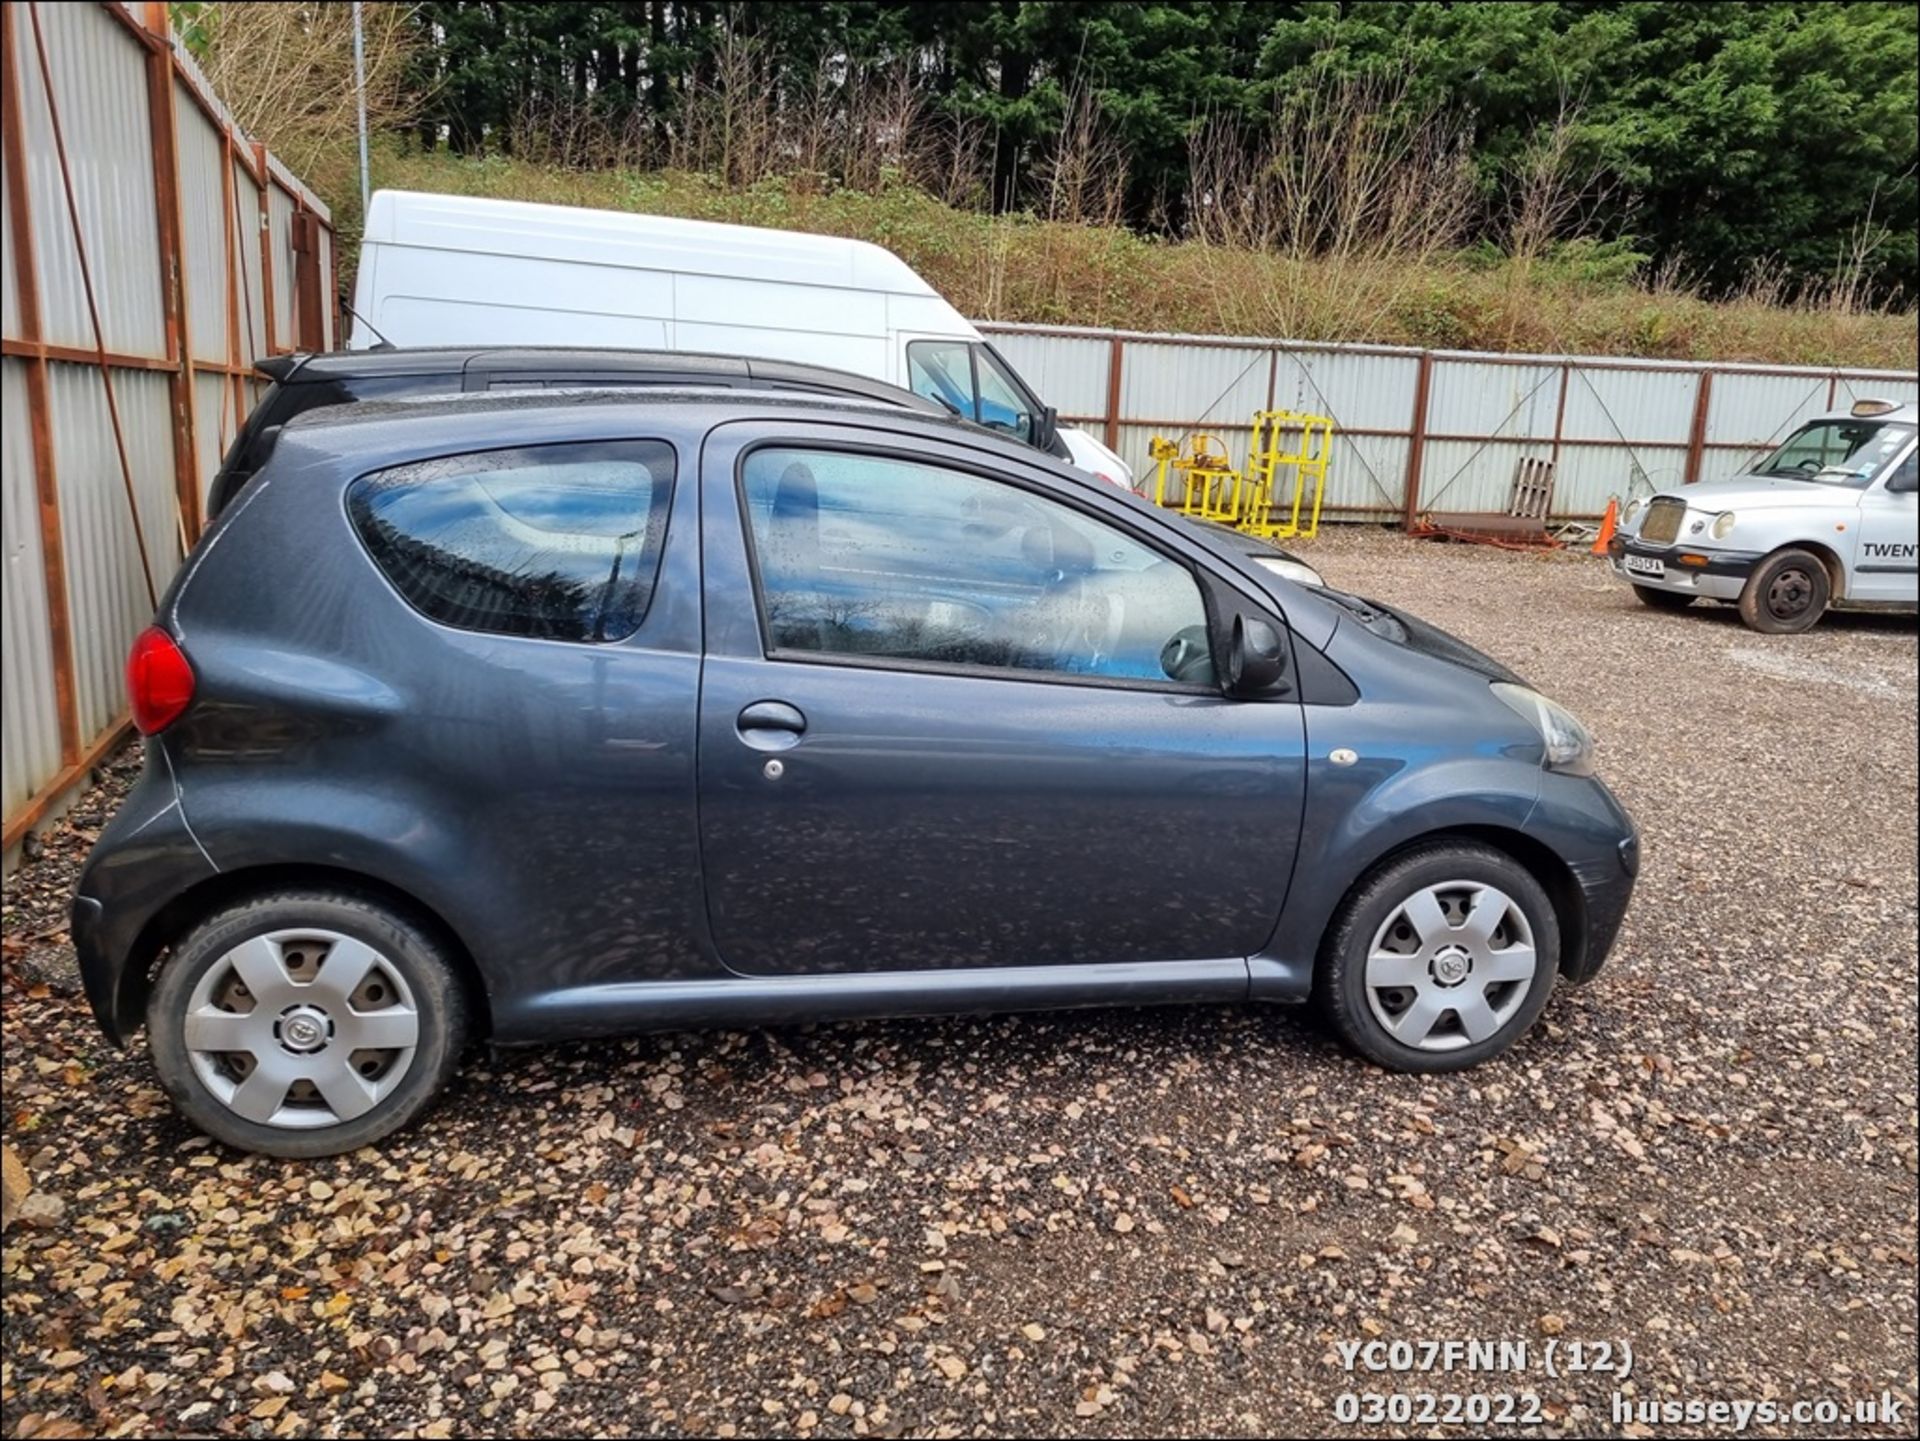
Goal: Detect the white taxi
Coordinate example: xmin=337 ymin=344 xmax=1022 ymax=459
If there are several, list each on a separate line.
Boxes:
xmin=1609 ymin=400 xmax=1918 ymax=632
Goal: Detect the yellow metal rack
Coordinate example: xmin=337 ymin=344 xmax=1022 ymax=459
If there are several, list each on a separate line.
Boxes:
xmin=1149 ymin=433 xmax=1239 ymax=521
xmin=1148 ymin=410 xmax=1334 ymax=540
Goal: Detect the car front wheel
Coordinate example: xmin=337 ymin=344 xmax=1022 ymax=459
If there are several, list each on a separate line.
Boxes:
xmin=147 ymin=890 xmax=469 ymax=1157
xmin=1316 ymin=842 xmax=1560 ymax=1072
xmin=1737 ymin=548 xmax=1830 ymax=633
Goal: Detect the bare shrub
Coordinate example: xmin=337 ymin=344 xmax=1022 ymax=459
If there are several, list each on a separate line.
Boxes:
xmin=670 ymin=26 xmax=779 ymax=188
xmin=838 ymin=64 xmax=925 ymax=192
xmin=191 ymin=2 xmax=421 ymax=194
xmin=1186 ymin=65 xmax=1477 ymax=339
xmin=505 ymin=97 xmax=626 ymax=172
xmin=1035 ymin=83 xmax=1128 ymax=227
xmin=1188 ymin=67 xmax=1474 ymax=260
xmin=919 ymin=111 xmax=994 ymax=210
xmin=1503 ymin=98 xmax=1616 ymax=267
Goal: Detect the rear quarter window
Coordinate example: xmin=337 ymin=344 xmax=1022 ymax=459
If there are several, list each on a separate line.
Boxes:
xmin=347 ymin=440 xmax=675 ymax=643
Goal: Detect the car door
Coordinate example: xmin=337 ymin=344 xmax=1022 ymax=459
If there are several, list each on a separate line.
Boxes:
xmin=695 ymin=421 xmax=1307 ymax=977
xmin=1852 ymin=448 xmax=1918 ymax=604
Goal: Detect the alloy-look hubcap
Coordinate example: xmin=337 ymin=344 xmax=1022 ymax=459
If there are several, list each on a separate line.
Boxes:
xmin=1364 ymin=882 xmax=1538 ymax=1052
xmin=183 ymin=928 xmax=420 ymax=1129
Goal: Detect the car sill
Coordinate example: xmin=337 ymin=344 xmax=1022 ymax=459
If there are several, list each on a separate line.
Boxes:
xmin=497 ymin=959 xmax=1253 ymax=1044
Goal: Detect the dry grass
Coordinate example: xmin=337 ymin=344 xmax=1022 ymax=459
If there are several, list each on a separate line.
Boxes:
xmin=369 ymin=150 xmax=1918 ymax=370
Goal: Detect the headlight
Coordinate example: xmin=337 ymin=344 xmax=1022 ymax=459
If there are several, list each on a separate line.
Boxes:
xmin=1623 ymin=498 xmax=1645 ymax=526
xmin=1251 ymin=554 xmax=1326 ymax=588
xmin=1492 ymin=683 xmax=1595 ymax=776
xmin=1711 ymin=511 xmax=1736 ymax=540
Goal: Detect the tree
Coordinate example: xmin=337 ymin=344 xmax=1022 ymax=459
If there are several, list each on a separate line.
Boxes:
xmin=382 ymin=1 xmax=1916 ymax=298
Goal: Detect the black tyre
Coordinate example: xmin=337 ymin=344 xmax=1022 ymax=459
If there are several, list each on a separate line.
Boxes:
xmin=1315 ymin=842 xmax=1560 ymax=1073
xmin=147 ymin=890 xmax=470 ymax=1157
xmin=1633 ymin=584 xmax=1694 ymax=611
xmin=1737 ymin=548 xmax=1830 ymax=634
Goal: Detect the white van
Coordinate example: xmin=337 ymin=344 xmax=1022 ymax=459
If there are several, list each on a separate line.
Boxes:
xmin=348 ymin=189 xmax=1132 ymax=485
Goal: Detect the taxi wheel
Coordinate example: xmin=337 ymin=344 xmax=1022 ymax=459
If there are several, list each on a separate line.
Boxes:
xmin=1738 ymin=548 xmax=1830 ymax=634
xmin=1632 ymin=585 xmax=1693 ymax=611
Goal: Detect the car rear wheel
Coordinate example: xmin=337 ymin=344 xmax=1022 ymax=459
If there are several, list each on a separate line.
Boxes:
xmin=1632 ymin=584 xmax=1693 ymax=611
xmin=1738 ymin=548 xmax=1830 ymax=634
xmin=1315 ymin=842 xmax=1560 ymax=1072
xmin=148 ymin=890 xmax=469 ymax=1157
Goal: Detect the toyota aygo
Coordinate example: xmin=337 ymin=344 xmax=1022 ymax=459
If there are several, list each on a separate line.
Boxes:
xmin=74 ymin=389 xmax=1638 ymax=1156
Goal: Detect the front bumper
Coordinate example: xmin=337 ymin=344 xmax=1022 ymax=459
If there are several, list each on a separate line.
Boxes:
xmin=1608 ymin=535 xmax=1762 ymax=602
xmin=1528 ymin=772 xmax=1639 ymax=984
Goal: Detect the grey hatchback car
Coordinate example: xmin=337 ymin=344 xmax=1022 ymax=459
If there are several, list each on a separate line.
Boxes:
xmin=75 ymin=388 xmax=1638 ymax=1156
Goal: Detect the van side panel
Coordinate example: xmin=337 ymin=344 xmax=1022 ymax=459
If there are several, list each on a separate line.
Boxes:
xmin=671 ymin=272 xmax=892 ymax=376
xmin=363 ymin=244 xmax=671 ymax=349
xmin=671 ymin=322 xmax=889 ymax=378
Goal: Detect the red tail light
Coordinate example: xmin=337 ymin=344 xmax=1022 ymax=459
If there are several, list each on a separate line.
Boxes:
xmin=127 ymin=626 xmax=195 ymax=734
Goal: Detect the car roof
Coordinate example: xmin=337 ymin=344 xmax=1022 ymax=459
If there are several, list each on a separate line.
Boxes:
xmin=279 ymin=384 xmax=986 ymax=457
xmin=259 ymin=346 xmax=941 ymax=412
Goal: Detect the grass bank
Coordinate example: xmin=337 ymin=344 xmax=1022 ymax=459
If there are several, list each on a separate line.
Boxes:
xmin=366 ymin=151 xmax=1917 ymax=371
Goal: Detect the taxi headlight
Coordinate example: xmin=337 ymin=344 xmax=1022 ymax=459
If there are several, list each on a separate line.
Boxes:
xmin=1492 ymin=683 xmax=1595 ymax=777
xmin=1623 ymin=498 xmax=1646 ymax=526
xmin=1711 ymin=511 xmax=1737 ymax=540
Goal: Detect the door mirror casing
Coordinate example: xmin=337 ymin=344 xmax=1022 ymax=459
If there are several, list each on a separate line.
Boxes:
xmin=1034 ymin=405 xmax=1060 ymax=453
xmin=1223 ymin=612 xmax=1290 ymax=698
xmin=1885 ymin=467 xmax=1918 ymax=494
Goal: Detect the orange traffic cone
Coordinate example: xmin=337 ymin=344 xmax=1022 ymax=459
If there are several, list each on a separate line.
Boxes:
xmin=1591 ymin=498 xmax=1618 ymax=555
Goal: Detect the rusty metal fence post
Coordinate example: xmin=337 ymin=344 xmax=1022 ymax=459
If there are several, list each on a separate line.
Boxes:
xmin=1401 ymin=351 xmax=1435 ymax=530
xmin=1684 ymin=370 xmax=1713 ymax=484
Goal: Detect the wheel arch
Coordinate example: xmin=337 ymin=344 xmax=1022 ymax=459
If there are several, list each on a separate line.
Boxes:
xmin=115 ymin=864 xmax=493 ymax=1043
xmin=1316 ymin=824 xmax=1589 ymax=983
xmin=1767 ymin=538 xmax=1847 ymax=601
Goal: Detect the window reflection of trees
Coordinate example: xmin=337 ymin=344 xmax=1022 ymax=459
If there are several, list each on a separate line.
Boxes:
xmin=349 ymin=443 xmax=672 ymax=643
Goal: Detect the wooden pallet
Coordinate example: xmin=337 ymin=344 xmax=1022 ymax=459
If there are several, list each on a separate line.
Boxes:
xmin=1414 ymin=456 xmax=1562 ymax=550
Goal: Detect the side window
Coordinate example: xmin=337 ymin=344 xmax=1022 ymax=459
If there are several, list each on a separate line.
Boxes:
xmin=1884 ymin=451 xmax=1917 ymax=492
xmin=973 ymin=346 xmax=1035 ymax=445
xmin=741 ymin=447 xmax=1215 ymax=686
xmin=348 ymin=440 xmax=674 ymax=643
xmin=906 ymin=340 xmax=976 ymax=422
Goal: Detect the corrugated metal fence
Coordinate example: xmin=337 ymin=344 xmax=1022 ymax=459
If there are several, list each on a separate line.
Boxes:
xmin=981 ymin=322 xmax=1920 ymax=523
xmin=2 ymin=1 xmax=335 ymax=845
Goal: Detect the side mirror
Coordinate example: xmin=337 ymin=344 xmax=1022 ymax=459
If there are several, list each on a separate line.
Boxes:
xmin=1886 ymin=467 xmax=1918 ymax=494
xmin=1225 ymin=612 xmax=1289 ymax=697
xmin=1033 ymin=404 xmax=1059 ymax=453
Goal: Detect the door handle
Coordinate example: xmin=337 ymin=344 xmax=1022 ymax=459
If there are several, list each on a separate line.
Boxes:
xmin=737 ymin=700 xmax=806 ymax=751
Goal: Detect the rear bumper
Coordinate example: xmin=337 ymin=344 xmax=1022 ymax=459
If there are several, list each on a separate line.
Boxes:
xmin=70 ymin=752 xmax=218 ymax=1045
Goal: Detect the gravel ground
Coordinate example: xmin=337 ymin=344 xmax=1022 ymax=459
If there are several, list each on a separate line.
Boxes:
xmin=3 ymin=531 xmax=1915 ymax=1440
